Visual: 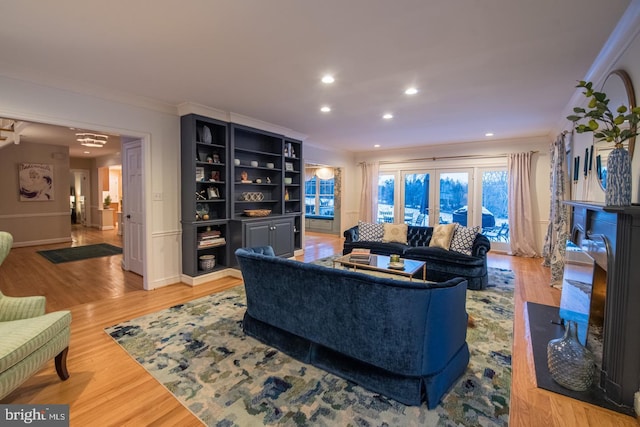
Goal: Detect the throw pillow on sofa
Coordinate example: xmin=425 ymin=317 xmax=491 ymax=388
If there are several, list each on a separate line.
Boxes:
xmin=450 ymin=224 xmax=481 ymax=255
xmin=429 ymin=223 xmax=456 ymax=249
xmin=382 ymin=223 xmax=408 ymax=244
xmin=358 ymin=221 xmax=384 ymax=242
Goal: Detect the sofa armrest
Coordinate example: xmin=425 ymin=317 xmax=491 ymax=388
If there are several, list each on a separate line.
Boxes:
xmin=236 ymin=246 xmax=276 ymax=258
xmin=343 ymin=226 xmax=359 ymax=243
xmin=472 ymin=234 xmax=491 ymax=257
xmin=0 ymin=294 xmax=46 ymax=321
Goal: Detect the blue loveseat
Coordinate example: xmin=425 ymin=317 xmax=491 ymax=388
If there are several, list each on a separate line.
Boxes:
xmin=343 ymin=224 xmax=491 ymax=290
xmin=235 ymin=246 xmax=470 ymax=408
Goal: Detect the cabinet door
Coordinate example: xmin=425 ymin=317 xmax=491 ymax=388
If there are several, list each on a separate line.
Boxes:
xmin=245 ymin=221 xmax=271 ymax=248
xmin=271 ymin=217 xmax=294 ymax=257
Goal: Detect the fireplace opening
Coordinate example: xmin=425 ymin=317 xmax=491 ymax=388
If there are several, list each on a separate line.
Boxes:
xmin=559 ymin=239 xmax=608 ymax=368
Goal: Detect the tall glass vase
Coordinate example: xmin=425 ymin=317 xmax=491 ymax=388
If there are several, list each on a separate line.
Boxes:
xmin=606 ymin=145 xmax=631 ymax=206
xmin=547 ymin=320 xmax=596 ymax=391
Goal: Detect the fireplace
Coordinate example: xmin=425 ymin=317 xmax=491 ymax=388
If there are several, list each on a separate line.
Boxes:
xmin=527 ymin=201 xmax=640 ymax=415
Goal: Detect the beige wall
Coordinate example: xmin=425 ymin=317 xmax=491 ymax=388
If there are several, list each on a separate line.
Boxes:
xmin=0 ymin=141 xmax=72 ymax=246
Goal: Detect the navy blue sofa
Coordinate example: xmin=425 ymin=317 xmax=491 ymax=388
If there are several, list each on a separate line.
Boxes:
xmin=343 ymin=225 xmax=491 ymax=290
xmin=235 ymin=246 xmax=470 ymax=408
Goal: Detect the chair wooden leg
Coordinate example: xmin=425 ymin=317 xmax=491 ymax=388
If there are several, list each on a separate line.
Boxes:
xmin=55 ymin=347 xmax=70 ymax=380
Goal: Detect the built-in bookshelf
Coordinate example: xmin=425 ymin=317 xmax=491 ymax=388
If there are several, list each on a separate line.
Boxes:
xmin=181 ymin=116 xmax=303 ymax=275
xmin=180 ymin=114 xmax=229 ymax=276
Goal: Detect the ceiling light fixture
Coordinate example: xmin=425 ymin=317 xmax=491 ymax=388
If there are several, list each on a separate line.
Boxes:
xmin=405 ymin=87 xmax=418 ymax=95
xmin=76 ymin=132 xmax=108 ymax=148
xmin=321 ymin=74 xmax=335 ymax=84
xmin=382 ymin=113 xmax=394 ymax=120
xmin=315 ymin=167 xmax=335 ymax=180
xmin=374 ymin=144 xmax=381 ymax=148
xmin=485 ymin=132 xmax=494 ymax=137
xmin=320 ymin=106 xmax=331 ymax=113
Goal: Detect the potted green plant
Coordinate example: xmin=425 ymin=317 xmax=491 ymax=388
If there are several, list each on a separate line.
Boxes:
xmin=567 ymin=80 xmax=640 ymax=206
xmin=103 ymin=194 xmax=112 ymax=209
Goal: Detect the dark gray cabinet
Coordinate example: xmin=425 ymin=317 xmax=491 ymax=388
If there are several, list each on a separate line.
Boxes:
xmin=232 ymin=216 xmax=294 ymax=258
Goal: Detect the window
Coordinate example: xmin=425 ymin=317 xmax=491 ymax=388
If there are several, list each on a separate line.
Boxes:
xmin=377 ymin=174 xmax=395 ymax=223
xmin=305 ymin=176 xmax=335 ymax=219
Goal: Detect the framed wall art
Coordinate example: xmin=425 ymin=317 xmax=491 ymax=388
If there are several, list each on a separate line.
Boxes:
xmin=19 ymin=163 xmax=54 ymax=201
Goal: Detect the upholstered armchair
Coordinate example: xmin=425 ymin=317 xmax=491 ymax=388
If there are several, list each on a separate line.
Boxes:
xmin=0 ymin=231 xmax=72 ymax=400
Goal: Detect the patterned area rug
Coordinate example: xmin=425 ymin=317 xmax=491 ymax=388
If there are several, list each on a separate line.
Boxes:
xmin=105 ymin=261 xmax=514 ymax=426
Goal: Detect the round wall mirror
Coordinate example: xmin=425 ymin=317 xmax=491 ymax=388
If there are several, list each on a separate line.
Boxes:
xmin=594 ymin=69 xmax=636 ymax=190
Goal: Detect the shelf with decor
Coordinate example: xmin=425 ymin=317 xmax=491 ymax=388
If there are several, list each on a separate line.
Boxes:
xmin=230 ymin=124 xmax=285 ymax=220
xmin=180 ymin=114 xmax=229 ymax=277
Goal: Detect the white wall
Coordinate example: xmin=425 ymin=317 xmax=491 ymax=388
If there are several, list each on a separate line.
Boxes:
xmin=0 ymin=74 xmax=181 ymax=289
xmin=560 ymin=5 xmax=640 ymax=203
xmin=565 ymin=29 xmax=640 ymax=203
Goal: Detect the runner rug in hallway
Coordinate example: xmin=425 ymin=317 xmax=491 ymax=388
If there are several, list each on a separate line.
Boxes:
xmin=105 ymin=264 xmax=514 ymax=426
xmin=37 ymin=243 xmax=122 ymax=264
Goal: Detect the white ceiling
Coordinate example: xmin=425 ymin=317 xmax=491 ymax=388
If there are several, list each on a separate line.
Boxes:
xmin=0 ymin=1 xmax=633 ymax=153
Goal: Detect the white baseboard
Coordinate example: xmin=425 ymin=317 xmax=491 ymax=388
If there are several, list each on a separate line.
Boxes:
xmin=12 ymin=237 xmax=72 ymax=248
xmin=180 ymin=268 xmax=241 ymax=286
xmin=100 ymin=225 xmax=115 ymax=231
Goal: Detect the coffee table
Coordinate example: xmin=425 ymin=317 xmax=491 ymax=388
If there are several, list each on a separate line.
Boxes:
xmin=332 ymin=254 xmax=426 ymax=282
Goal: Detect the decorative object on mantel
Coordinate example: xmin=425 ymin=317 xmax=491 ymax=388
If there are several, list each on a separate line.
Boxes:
xmin=567 ymin=71 xmax=640 ymax=206
xmin=547 ymin=320 xmax=596 ymax=392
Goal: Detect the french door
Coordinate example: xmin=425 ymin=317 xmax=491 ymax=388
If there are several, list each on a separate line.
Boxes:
xmin=400 ymin=168 xmax=473 ymax=227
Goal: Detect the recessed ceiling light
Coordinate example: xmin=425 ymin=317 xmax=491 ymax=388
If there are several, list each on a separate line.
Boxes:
xmin=321 ymin=74 xmax=335 ymax=84
xmin=320 ymin=106 xmax=331 ymax=113
xmin=374 ymin=144 xmax=381 ymax=148
xmin=405 ymin=87 xmax=418 ymax=95
xmin=485 ymin=132 xmax=494 ymax=137
xmin=382 ymin=113 xmax=394 ymax=120
xmin=83 ymin=151 xmax=90 ymax=154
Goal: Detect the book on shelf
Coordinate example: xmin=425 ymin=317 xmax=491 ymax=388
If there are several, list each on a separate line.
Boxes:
xmin=197 ymin=230 xmax=221 ymax=240
xmin=197 ymin=237 xmax=226 ymax=248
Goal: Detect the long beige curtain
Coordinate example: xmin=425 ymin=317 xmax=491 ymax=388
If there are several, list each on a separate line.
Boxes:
xmin=508 ymin=152 xmax=540 ymax=257
xmin=359 ymin=162 xmax=379 ymax=222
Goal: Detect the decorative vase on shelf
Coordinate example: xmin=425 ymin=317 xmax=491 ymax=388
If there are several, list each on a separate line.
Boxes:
xmin=605 ymin=145 xmax=632 ymax=206
xmin=547 ymin=320 xmax=596 ymax=391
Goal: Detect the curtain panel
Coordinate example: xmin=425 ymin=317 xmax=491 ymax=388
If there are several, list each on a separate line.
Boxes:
xmin=542 ymin=134 xmax=570 ymax=288
xmin=507 ymin=152 xmax=540 ymax=257
xmin=359 ymin=162 xmax=379 ymax=222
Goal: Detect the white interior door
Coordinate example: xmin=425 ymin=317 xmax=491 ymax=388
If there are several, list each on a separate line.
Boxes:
xmin=123 ymin=140 xmax=144 ymax=276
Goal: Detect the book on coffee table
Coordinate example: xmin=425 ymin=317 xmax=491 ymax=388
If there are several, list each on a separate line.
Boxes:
xmin=349 ymin=248 xmax=372 ymax=263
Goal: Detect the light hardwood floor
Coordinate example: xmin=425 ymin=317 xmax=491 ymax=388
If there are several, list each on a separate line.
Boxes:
xmin=0 ymin=228 xmax=637 ymax=426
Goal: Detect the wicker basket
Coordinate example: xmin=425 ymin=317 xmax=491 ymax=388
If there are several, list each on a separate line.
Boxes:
xmin=244 ymin=209 xmax=271 ymax=217
xmin=198 ymin=255 xmax=216 ymax=271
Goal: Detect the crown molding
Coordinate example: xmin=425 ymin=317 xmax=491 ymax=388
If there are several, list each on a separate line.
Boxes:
xmin=0 ymin=67 xmax=178 ymax=116
xmin=177 ymin=102 xmax=308 ymax=141
xmin=228 ymin=112 xmax=307 ymax=141
xmin=555 ymin=0 xmax=640 ymax=136
xmin=177 ymin=102 xmax=230 ymax=122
